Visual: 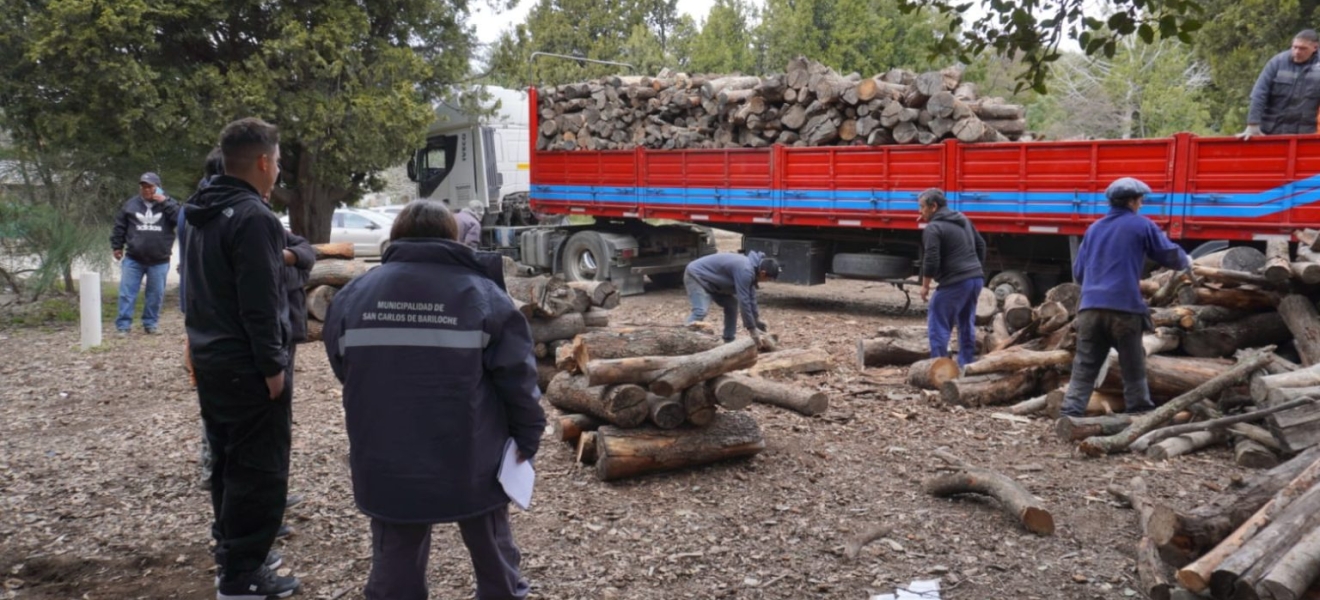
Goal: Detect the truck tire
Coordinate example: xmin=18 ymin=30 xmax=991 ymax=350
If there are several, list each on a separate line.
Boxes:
xmin=561 ymin=231 xmax=611 ymax=282
xmin=831 ymin=253 xmax=912 ymax=280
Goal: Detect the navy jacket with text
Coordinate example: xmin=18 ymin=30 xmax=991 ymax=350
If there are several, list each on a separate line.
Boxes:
xmin=323 ymin=238 xmax=546 ymax=524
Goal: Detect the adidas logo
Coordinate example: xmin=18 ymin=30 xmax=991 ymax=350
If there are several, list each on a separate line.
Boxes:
xmin=135 ymin=208 xmax=164 ymax=232
xmin=223 ymin=208 xmax=234 ymax=218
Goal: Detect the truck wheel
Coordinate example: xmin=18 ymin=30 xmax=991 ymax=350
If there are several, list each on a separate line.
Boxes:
xmin=648 ymin=272 xmax=684 ymax=288
xmin=988 ymin=270 xmax=1034 ymax=303
xmin=831 ymin=253 xmax=912 ymax=280
xmin=561 ymin=231 xmax=610 ymax=282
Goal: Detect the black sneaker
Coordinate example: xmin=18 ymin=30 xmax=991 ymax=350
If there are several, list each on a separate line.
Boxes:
xmin=215 ymin=551 xmax=284 ymax=586
xmin=216 ymin=565 xmax=299 ymax=600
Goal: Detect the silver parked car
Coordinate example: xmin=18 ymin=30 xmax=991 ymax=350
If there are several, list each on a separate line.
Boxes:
xmin=281 ymin=208 xmax=395 ymax=257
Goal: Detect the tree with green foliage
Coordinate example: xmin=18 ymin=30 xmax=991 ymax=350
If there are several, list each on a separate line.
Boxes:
xmin=1190 ymin=0 xmax=1318 ymax=133
xmin=897 ymin=0 xmax=1206 ymax=92
xmin=1029 ymin=39 xmax=1211 ymax=140
xmin=487 ymin=0 xmax=653 ymax=85
xmin=756 ymin=0 xmax=944 ymax=77
xmin=689 ymin=0 xmax=757 ymax=74
xmin=0 ymin=0 xmax=476 ymax=243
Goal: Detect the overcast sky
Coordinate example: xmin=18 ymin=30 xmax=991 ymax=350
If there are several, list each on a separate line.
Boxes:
xmin=470 ymin=0 xmax=738 ymax=45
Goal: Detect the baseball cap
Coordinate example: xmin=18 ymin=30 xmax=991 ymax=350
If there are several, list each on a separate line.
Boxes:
xmin=139 ymin=172 xmax=163 ymax=187
xmin=1105 ymin=177 xmax=1152 ymax=201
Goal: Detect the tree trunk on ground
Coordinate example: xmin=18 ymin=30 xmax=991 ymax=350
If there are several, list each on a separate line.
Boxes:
xmin=1108 ymin=478 xmax=1176 ymax=600
xmin=1259 ymin=525 xmax=1320 ymax=600
xmin=544 ymin=372 xmax=649 ymax=427
xmin=1195 ymin=247 xmax=1269 ymax=273
xmin=305 ymin=318 xmax=323 ymax=342
xmin=647 ymin=393 xmax=686 ymax=429
xmin=537 ymin=362 xmax=558 ymax=393
xmin=857 ymin=336 xmax=930 ymax=368
xmin=1265 ymin=239 xmax=1293 ymax=284
xmin=312 ymin=242 xmax=355 ymax=260
xmin=1079 ymin=349 xmax=1276 ymax=456
xmin=555 ymin=413 xmax=603 ymax=445
xmin=1253 ymin=364 xmax=1320 ymax=403
xmin=1181 ymin=312 xmax=1290 ymax=358
xmin=1034 ymin=301 xmax=1070 ymax=334
xmin=307 ymin=259 xmax=370 ymax=288
xmin=584 ymin=338 xmax=759 ymax=397
xmin=583 ymin=308 xmax=610 ymax=328
xmin=985 ymin=313 xmax=1012 ymax=352
xmin=530 ymin=312 xmax=586 ymax=343
xmin=1147 ymin=430 xmax=1227 ymax=459
xmin=1099 ymin=354 xmax=1231 ymax=399
xmin=682 ymin=384 xmax=717 ymax=427
xmin=576 ymin=431 xmax=598 ymax=464
xmin=1143 ymin=328 xmax=1182 ymax=356
xmin=1235 ymin=437 xmax=1280 ymax=469
xmin=1045 ymin=282 xmax=1082 ymax=317
xmin=1192 ymin=265 xmax=1275 ymax=288
xmin=570 ymin=327 xmax=723 ymax=372
xmin=593 ymin=411 xmax=765 ymax=481
xmin=942 ymin=370 xmax=1039 ymax=407
xmin=567 ymin=280 xmax=620 ymax=309
xmin=707 ymin=375 xmax=755 ymax=410
xmin=306 ymin=285 xmax=337 ymax=322
xmin=745 ymin=347 xmax=833 ymax=376
xmin=721 ymin=373 xmax=829 ymax=416
xmin=1003 ymin=293 xmax=1033 ymax=331
xmin=1150 ymin=306 xmax=1197 ymax=329
xmin=1176 ymin=286 xmax=1280 ymax=311
xmin=1056 ymin=414 xmax=1135 ymax=441
xmin=1280 ymin=295 xmax=1320 ymax=366
xmin=1211 ymin=483 xmax=1320 ymax=598
xmin=1008 ymin=392 xmax=1049 ymax=415
xmin=976 ymin=287 xmax=998 ymax=325
xmin=925 ymin=449 xmax=1054 ymax=535
xmin=907 ymin=357 xmax=960 ymax=391
xmin=507 ymin=275 xmax=580 ymax=318
xmin=1292 ymin=261 xmax=1320 ymax=284
xmin=963 ymin=349 xmax=1072 ymax=376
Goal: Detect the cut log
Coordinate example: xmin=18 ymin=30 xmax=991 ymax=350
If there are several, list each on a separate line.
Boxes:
xmin=544 ymin=372 xmax=649 ymax=427
xmin=507 ymin=275 xmax=580 ymax=318
xmin=1008 ymin=392 xmax=1049 ymax=416
xmin=745 ymin=347 xmax=833 ymax=376
xmin=682 ymin=384 xmax=716 ymax=427
xmin=925 ymin=449 xmax=1054 ymax=535
xmin=1150 ymin=306 xmax=1198 ymax=329
xmin=1180 ymin=311 xmax=1290 ymax=358
xmin=857 ymin=336 xmax=930 ymax=368
xmin=306 ymin=285 xmax=338 ymax=322
xmin=976 ymin=286 xmax=998 ymax=325
xmin=985 ymin=313 xmax=1012 ymax=352
xmin=570 ymin=327 xmax=723 ymax=371
xmin=1235 ymin=437 xmax=1280 ymax=469
xmin=1253 ymin=364 xmax=1320 ymax=403
xmin=307 ymin=259 xmax=370 ymax=288
xmin=1230 ymin=423 xmax=1284 ymax=451
xmin=1001 ymin=293 xmax=1033 ymax=331
xmin=1146 ymin=430 xmax=1227 ymax=460
xmin=536 ymin=361 xmax=558 ymax=393
xmin=707 ymin=374 xmax=754 ymax=410
xmin=963 ymin=349 xmax=1072 ymax=376
xmin=1211 ymin=482 xmax=1320 ymax=598
xmin=530 ymin=312 xmax=586 ymax=343
xmin=305 ymin=318 xmax=323 ymax=343
xmin=1098 ymin=354 xmax=1231 ymax=399
xmin=1034 ymin=301 xmax=1070 ymax=335
xmin=647 ymin=393 xmax=686 ymax=429
xmin=1192 ymin=265 xmax=1275 ymax=288
xmin=1266 ymin=239 xmax=1294 ymax=284
xmin=567 ymin=280 xmax=620 ymax=309
xmin=1109 ymin=477 xmax=1175 ymax=600
xmin=584 ymin=338 xmax=759 ymax=397
xmin=942 ymin=369 xmax=1039 ymax=407
xmin=1056 ymin=414 xmax=1135 ymax=442
xmin=1195 ymin=247 xmax=1269 ymax=273
xmin=312 ymin=242 xmax=355 ymax=260
xmin=1044 ymin=282 xmax=1082 ymax=317
xmin=593 ymin=411 xmax=765 ymax=481
xmin=1079 ymin=348 xmax=1276 ymax=456
xmin=555 ymin=413 xmax=603 ymax=445
xmin=576 ymin=431 xmax=598 ymax=464
xmin=1259 ymin=525 xmax=1320 ymax=600
xmin=1280 ymin=295 xmax=1320 ymax=366
xmin=1130 ymin=398 xmax=1318 ymax=453
xmin=1292 ymin=261 xmax=1320 ymax=284
xmin=1143 ymin=328 xmax=1182 ymax=356
xmin=1176 ymin=286 xmax=1280 ymax=311
xmin=582 ymin=308 xmax=611 ymax=328
xmin=722 ymin=373 xmax=828 ymax=416
xmin=907 ymin=357 xmax=960 ymax=391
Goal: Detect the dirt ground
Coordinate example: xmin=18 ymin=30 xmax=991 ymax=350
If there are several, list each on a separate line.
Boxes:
xmin=0 ymin=255 xmax=1249 ymax=600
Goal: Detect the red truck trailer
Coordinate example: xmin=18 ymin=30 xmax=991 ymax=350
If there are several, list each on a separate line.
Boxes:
xmin=423 ymin=86 xmax=1320 ymax=300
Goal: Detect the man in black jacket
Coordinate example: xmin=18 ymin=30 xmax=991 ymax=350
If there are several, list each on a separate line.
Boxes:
xmin=182 ymin=118 xmax=300 ymax=598
xmin=324 ymin=200 xmax=545 ymax=600
xmin=918 ymin=188 xmax=987 ymax=368
xmin=1240 ymin=29 xmax=1320 ymax=139
xmin=110 ymin=172 xmax=179 ymax=334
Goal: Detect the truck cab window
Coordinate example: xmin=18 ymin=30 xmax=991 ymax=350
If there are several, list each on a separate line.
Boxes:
xmin=419 ymin=135 xmax=458 ymax=199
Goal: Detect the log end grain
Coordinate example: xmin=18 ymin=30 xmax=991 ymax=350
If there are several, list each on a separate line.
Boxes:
xmin=1021 ymin=506 xmax=1056 ymax=536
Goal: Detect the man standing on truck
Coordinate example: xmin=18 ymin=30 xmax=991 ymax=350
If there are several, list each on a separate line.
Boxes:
xmin=917 ymin=188 xmax=986 ymax=368
xmin=1239 ymin=29 xmax=1320 ymax=139
xmin=1058 ymin=177 xmax=1191 ymax=419
xmin=683 ymin=251 xmax=779 ymax=346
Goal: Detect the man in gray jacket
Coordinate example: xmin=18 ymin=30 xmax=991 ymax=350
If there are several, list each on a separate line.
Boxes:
xmin=683 ymin=250 xmax=779 ymax=346
xmin=918 ymin=188 xmax=987 ymax=368
xmin=1240 ymin=29 xmax=1320 ymax=139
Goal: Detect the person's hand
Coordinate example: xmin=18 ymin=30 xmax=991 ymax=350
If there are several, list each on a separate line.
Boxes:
xmin=920 ymin=283 xmax=931 ymax=302
xmin=265 ymin=372 xmax=286 ymax=400
xmin=1237 ymin=125 xmax=1263 ymax=140
xmin=283 ymin=249 xmax=296 ymax=266
xmin=113 ymin=249 xmax=123 ymax=261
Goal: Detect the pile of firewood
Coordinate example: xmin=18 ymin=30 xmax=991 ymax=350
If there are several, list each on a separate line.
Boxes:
xmin=545 ymin=326 xmax=835 ymax=481
xmin=303 ymin=243 xmax=368 ymax=342
xmin=537 ymin=57 xmax=1029 ymax=151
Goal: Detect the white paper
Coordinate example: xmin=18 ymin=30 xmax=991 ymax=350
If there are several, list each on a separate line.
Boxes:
xmin=498 ymin=438 xmax=535 ymax=510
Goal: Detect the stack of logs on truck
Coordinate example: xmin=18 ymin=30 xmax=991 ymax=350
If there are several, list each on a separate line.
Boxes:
xmin=536 ymin=57 xmax=1027 ymax=151
xmin=858 ymin=232 xmax=1320 ymax=599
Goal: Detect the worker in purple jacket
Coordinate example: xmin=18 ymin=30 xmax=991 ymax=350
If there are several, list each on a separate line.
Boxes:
xmin=1058 ymin=177 xmax=1191 ymax=418
xmin=323 ymin=200 xmax=545 ymax=600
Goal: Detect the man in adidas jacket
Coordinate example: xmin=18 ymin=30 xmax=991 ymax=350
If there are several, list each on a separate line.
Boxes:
xmin=110 ymin=172 xmax=180 ymax=334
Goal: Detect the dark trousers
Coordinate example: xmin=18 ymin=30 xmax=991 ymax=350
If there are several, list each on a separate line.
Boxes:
xmin=684 ymin=272 xmax=739 ymax=342
xmin=927 ymin=277 xmax=983 ymax=368
xmin=1060 ymin=309 xmax=1155 ymax=417
xmin=197 ymin=366 xmax=292 ymax=577
xmin=366 ymin=506 xmax=528 ymax=600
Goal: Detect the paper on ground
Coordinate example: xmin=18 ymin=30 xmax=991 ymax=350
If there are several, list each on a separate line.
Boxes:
xmin=869 ymin=578 xmax=941 ymax=600
xmin=498 ymin=438 xmax=535 ymax=510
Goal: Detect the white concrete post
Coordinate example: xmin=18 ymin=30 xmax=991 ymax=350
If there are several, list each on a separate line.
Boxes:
xmin=80 ymin=271 xmax=101 ymax=350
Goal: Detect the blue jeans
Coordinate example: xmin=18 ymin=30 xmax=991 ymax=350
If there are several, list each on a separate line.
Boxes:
xmin=684 ymin=272 xmax=738 ymax=342
xmin=927 ymin=277 xmax=983 ymax=368
xmin=116 ymin=256 xmax=169 ymax=331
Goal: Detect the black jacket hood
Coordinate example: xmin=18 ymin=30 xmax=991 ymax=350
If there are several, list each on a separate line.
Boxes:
xmin=186 ymin=175 xmax=263 ymax=228
xmin=930 ymin=207 xmax=969 ymax=226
